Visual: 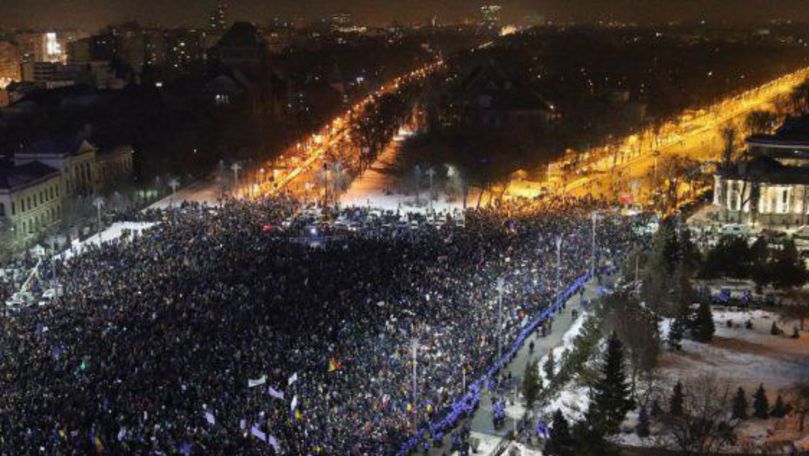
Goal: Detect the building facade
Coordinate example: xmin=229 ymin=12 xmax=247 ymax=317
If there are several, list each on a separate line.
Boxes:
xmin=714 ymin=115 xmax=809 ymax=227
xmin=0 ymin=161 xmax=64 ymax=240
xmin=14 ymin=138 xmax=98 ymax=197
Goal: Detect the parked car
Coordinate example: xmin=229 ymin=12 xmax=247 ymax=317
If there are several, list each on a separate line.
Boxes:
xmin=720 ymin=223 xmax=749 ymax=237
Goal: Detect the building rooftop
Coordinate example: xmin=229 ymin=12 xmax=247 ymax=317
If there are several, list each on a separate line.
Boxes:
xmin=748 ymin=114 xmax=809 ymax=148
xmin=15 ymin=137 xmax=93 ymax=157
xmin=0 ymin=161 xmax=59 ymax=191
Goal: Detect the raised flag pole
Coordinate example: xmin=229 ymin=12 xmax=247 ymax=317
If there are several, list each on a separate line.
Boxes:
xmin=410 ymin=338 xmax=419 ymax=433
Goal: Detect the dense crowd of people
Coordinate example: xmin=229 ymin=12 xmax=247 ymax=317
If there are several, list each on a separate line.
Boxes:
xmin=0 ymin=195 xmax=648 ymax=455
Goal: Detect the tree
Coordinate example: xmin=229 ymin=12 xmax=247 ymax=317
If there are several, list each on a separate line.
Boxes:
xmin=668 ymin=306 xmax=687 ymax=350
xmin=731 ymin=387 xmax=748 ymax=420
xmin=769 ymin=240 xmax=809 ymax=290
xmin=586 ymin=331 xmax=634 ymax=434
xmin=636 ymin=405 xmax=650 ymax=437
xmin=598 ymin=292 xmax=660 ymax=391
xmin=744 ymin=110 xmax=777 ymax=135
xmin=665 ymin=376 xmax=737 ymax=455
xmin=650 ymin=399 xmax=664 ymax=417
xmin=782 ymin=290 xmax=809 ymax=332
xmin=543 ymin=349 xmax=555 ymax=380
xmin=670 ymin=381 xmax=684 ymax=416
xmin=771 ymin=395 xmax=787 ymax=418
xmin=690 ymin=301 xmax=715 ymax=343
xmin=522 ymin=358 xmax=541 ymax=411
xmin=544 ymin=409 xmax=574 ymax=456
xmin=752 ymin=384 xmax=769 ymax=419
xmin=792 ymin=384 xmax=809 ymax=432
xmin=749 ymin=236 xmax=771 ymax=291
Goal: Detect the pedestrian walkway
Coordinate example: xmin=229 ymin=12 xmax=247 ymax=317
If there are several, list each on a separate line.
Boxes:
xmin=428 ymin=271 xmax=614 ymax=455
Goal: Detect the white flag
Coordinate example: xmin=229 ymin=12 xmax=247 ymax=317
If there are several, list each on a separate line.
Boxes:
xmin=248 ymin=375 xmax=267 ymax=388
xmin=288 ymin=372 xmax=298 ymax=386
xmin=204 ymin=411 xmax=215 ymax=425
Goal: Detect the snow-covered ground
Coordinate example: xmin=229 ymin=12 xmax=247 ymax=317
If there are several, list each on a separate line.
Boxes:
xmin=339 ymin=132 xmax=483 ymax=215
xmin=660 ymin=308 xmax=809 ymax=392
xmin=60 ymin=222 xmax=156 ymax=260
xmin=147 ymin=181 xmax=223 ymax=210
xmin=537 ymin=305 xmax=809 ymax=453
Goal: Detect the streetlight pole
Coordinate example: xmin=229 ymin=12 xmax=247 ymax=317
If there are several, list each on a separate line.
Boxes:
xmin=556 ymin=236 xmax=562 ymax=295
xmin=410 ymin=338 xmax=419 ymax=432
xmin=94 ymin=197 xmax=105 ymax=241
xmin=168 ymin=178 xmax=180 ymax=208
xmin=231 ymin=162 xmax=242 ymax=196
xmin=496 ymin=277 xmax=505 ymax=363
xmin=426 ymin=167 xmax=435 ymax=216
xmin=591 ymin=212 xmax=598 ymax=276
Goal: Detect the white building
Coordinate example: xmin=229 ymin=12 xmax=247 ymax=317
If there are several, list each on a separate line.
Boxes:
xmin=0 ymin=161 xmax=64 ymax=240
xmin=13 ymin=138 xmax=98 ymax=197
xmin=714 ymin=115 xmax=809 ymax=227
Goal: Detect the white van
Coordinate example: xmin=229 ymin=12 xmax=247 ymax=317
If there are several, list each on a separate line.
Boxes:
xmin=720 ymin=223 xmax=749 ymax=237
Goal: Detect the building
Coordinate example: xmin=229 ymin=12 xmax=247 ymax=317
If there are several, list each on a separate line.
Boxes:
xmin=0 ymin=161 xmax=64 ymax=240
xmin=96 ymin=145 xmax=134 ymax=190
xmin=714 ymin=115 xmax=809 ymax=226
xmin=13 ymin=138 xmax=98 ymax=197
xmin=209 ymin=1 xmax=229 ymax=33
xmin=0 ymin=41 xmax=22 ymax=83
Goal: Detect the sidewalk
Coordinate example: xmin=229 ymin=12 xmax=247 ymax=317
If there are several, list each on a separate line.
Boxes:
xmin=428 ymin=271 xmax=613 ymax=455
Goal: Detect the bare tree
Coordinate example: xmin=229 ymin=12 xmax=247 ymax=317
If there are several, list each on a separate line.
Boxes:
xmin=782 ymin=290 xmax=809 ymax=332
xmin=744 ymin=110 xmax=777 ymax=135
xmin=792 ymin=384 xmax=809 ymax=432
xmin=664 ymin=375 xmax=738 ymax=456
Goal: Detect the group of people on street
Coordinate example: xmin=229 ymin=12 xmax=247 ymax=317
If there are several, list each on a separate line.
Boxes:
xmin=0 ymin=194 xmax=647 ymax=455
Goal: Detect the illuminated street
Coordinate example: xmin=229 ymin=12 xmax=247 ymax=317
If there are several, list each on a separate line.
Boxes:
xmin=3 ymin=4 xmax=809 ymax=456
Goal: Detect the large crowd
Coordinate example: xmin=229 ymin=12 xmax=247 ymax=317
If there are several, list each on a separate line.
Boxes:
xmin=0 ymin=195 xmax=648 ymax=455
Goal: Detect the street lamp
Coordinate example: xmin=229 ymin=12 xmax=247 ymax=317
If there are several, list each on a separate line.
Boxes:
xmin=496 ymin=277 xmax=505 ymax=364
xmin=410 ymin=338 xmax=419 ymax=432
xmin=591 ymin=211 xmax=598 ymax=276
xmin=94 ymin=197 xmax=105 ymax=241
xmin=426 ymin=167 xmax=436 ymax=216
xmin=168 ymin=177 xmax=180 ymax=207
xmin=556 ymin=236 xmax=563 ymax=295
xmin=231 ymin=162 xmax=242 ymax=194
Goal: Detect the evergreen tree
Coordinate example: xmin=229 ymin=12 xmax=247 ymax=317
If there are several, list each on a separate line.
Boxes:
xmin=771 ymin=395 xmax=788 ymax=418
xmin=587 ymin=332 xmax=634 ymax=434
xmin=670 ymin=381 xmax=684 ymax=416
xmin=544 ymin=409 xmax=574 ymax=456
xmin=690 ymin=301 xmax=715 ymax=342
xmin=732 ymin=387 xmax=748 ymax=420
xmin=544 ymin=349 xmax=555 ymax=380
xmin=522 ymin=359 xmax=541 ymax=411
xmin=636 ymin=405 xmax=650 ymax=437
xmin=650 ymin=399 xmax=663 ymax=417
xmin=770 ymin=240 xmax=809 ymax=290
xmin=668 ymin=309 xmax=687 ymax=350
xmin=753 ymin=384 xmax=769 ymax=419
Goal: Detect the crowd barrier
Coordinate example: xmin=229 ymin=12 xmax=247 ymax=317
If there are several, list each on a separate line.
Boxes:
xmin=397 ymin=268 xmax=603 ymax=455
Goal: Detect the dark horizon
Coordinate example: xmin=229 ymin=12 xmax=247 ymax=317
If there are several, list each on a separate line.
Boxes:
xmin=1 ymin=0 xmax=809 ymax=32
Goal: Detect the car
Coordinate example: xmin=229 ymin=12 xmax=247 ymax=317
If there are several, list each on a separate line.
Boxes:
xmin=793 ymin=225 xmax=809 ymax=241
xmin=720 ymin=223 xmax=749 ymax=237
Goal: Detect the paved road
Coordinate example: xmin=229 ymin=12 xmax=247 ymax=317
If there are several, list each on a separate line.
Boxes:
xmin=427 ymin=270 xmax=615 ymax=455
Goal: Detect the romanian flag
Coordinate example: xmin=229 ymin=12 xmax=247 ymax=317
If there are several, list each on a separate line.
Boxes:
xmin=294 ymin=409 xmax=303 ymax=421
xmin=328 ymin=357 xmax=342 ymax=372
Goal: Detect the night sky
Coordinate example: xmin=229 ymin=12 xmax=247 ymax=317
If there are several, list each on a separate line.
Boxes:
xmin=0 ymin=0 xmax=807 ymax=31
